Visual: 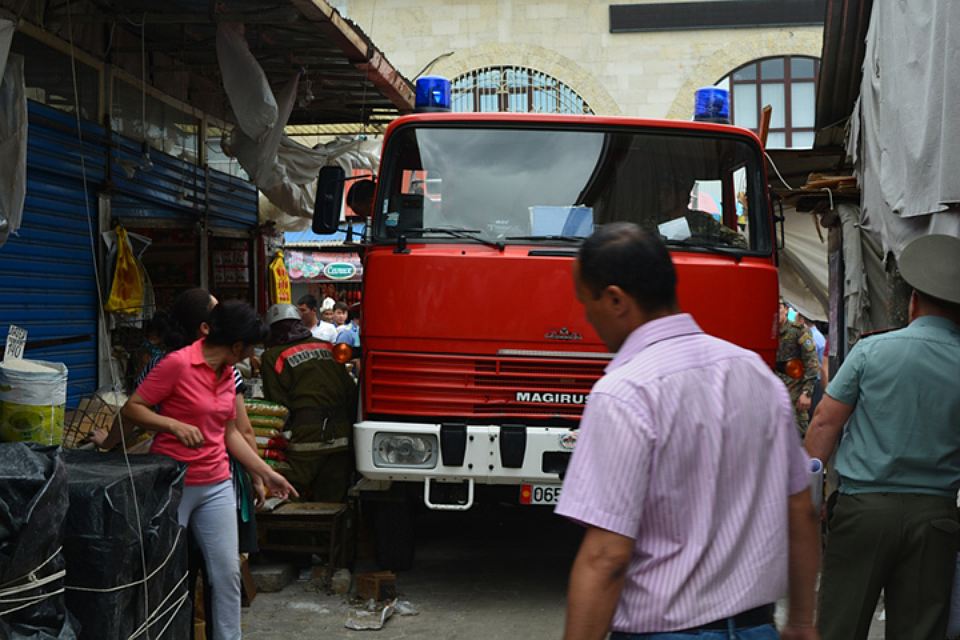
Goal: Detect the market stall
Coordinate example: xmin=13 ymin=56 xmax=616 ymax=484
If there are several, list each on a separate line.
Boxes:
xmin=284 ymin=244 xmax=364 ymax=306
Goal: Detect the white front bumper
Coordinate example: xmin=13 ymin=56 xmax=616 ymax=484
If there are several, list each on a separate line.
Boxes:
xmin=354 ymin=420 xmax=575 ymax=484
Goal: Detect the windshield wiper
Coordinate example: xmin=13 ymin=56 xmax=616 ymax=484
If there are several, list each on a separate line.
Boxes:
xmin=405 ymin=227 xmax=505 ymax=251
xmin=505 ymin=235 xmax=585 ymax=243
xmin=662 ymin=238 xmax=745 ymax=259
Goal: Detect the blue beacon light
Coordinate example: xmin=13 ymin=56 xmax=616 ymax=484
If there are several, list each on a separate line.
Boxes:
xmin=415 ymin=76 xmax=451 ymax=113
xmin=693 ymin=87 xmax=730 ymax=124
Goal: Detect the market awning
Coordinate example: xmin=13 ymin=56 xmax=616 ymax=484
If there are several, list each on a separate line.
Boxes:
xmin=5 ymin=0 xmax=414 ymax=125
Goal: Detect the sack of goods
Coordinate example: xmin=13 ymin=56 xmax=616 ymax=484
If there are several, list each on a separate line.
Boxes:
xmin=244 ymin=399 xmax=290 ymax=467
xmin=0 ymin=359 xmax=68 ymax=446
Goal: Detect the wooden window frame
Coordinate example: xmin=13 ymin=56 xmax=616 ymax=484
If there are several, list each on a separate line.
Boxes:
xmin=727 ymin=55 xmax=819 ymax=148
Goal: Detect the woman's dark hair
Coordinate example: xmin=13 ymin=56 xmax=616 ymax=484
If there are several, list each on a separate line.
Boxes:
xmin=165 ymin=288 xmax=215 ymax=350
xmin=577 ymin=222 xmax=677 ymax=313
xmin=207 ymin=300 xmax=268 ymax=347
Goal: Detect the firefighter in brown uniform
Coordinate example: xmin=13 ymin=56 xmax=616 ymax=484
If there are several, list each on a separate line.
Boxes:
xmin=261 ymin=304 xmax=358 ymax=502
xmin=777 ymin=299 xmax=820 ymax=436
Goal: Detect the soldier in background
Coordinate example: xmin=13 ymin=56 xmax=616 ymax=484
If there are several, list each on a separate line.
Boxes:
xmin=777 ymin=299 xmax=820 ymax=436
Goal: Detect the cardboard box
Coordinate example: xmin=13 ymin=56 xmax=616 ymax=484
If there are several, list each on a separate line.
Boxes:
xmin=355 ymin=571 xmax=396 ymax=602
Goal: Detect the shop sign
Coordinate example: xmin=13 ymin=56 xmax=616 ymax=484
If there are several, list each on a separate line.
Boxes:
xmin=269 ymin=252 xmax=292 ymax=304
xmin=285 ymin=251 xmax=362 ymax=282
xmin=323 ymin=262 xmax=357 ymax=280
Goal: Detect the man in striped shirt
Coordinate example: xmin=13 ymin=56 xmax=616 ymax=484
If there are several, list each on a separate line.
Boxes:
xmin=557 ymin=223 xmax=820 ymax=640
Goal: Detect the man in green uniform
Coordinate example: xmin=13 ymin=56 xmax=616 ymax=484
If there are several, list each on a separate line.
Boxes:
xmin=805 ymin=234 xmax=960 ymax=640
xmin=776 ymin=299 xmax=820 ymax=435
xmin=261 ymin=304 xmax=358 ymax=502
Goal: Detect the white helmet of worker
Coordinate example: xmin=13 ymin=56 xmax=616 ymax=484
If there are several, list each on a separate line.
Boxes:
xmin=266 ymin=303 xmax=301 ymax=326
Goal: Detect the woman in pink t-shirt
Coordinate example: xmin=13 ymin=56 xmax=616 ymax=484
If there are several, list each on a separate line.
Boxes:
xmin=123 ymin=300 xmax=296 ymax=640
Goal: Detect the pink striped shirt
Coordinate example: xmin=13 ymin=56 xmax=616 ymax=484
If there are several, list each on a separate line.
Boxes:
xmin=556 ymin=313 xmax=809 ymax=633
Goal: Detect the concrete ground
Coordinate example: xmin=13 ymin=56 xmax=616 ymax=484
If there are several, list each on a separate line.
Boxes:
xmin=241 ymin=502 xmax=886 ymax=639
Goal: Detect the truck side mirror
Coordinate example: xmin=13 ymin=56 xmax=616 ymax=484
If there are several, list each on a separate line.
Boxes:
xmin=312 ymin=166 xmax=347 ymax=234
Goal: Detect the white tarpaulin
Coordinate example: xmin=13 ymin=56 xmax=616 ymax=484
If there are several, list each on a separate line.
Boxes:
xmin=850 ymin=0 xmax=960 ymax=258
xmin=0 ymin=19 xmax=26 ymax=248
xmin=780 ymin=207 xmax=829 ymax=322
xmin=216 ymin=22 xmax=379 ymax=231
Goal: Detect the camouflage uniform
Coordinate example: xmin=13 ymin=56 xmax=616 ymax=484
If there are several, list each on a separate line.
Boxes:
xmin=776 ymin=320 xmax=820 ymax=436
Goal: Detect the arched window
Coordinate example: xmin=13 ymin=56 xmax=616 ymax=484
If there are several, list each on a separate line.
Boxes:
xmin=451 ymin=66 xmax=593 ymax=114
xmin=716 ymin=56 xmax=819 ymax=149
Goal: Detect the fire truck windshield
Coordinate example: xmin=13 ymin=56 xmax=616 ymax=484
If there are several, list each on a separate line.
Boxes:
xmin=375 ymin=124 xmax=770 ymax=253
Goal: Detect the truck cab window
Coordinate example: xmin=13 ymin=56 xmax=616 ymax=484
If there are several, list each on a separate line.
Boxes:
xmin=376 ymin=125 xmax=769 ymax=253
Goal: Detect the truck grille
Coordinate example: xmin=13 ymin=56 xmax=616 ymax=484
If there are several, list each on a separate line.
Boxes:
xmin=366 ymin=352 xmax=605 ymax=421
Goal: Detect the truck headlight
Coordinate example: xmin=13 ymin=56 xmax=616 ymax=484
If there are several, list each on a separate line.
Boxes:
xmin=372 ymin=433 xmax=438 ymax=468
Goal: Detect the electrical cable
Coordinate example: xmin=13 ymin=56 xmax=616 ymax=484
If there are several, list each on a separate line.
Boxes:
xmin=65 ymin=1 xmax=155 ymax=637
xmin=765 ymin=150 xmax=796 ymax=191
xmin=821 ymin=187 xmax=835 ymax=210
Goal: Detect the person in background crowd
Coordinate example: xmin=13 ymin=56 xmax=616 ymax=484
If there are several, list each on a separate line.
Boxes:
xmin=805 ymin=234 xmax=960 ymax=640
xmin=260 ymin=303 xmax=358 ymax=503
xmin=557 ymin=223 xmax=819 ymax=640
xmin=320 ymin=296 xmax=337 ymax=326
xmin=123 ymin=301 xmax=297 ymax=640
xmin=776 ymin=300 xmax=820 ymax=436
xmin=335 ymin=303 xmax=361 ymax=349
xmin=297 ymin=293 xmax=337 ymax=343
xmin=333 ymin=301 xmax=350 ymax=329
xmin=800 ymin=314 xmax=828 ymax=418
xmin=128 ymin=312 xmax=171 ymax=391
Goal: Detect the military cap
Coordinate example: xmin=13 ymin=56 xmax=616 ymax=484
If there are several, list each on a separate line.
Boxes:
xmin=899 ymin=234 xmax=960 ymax=305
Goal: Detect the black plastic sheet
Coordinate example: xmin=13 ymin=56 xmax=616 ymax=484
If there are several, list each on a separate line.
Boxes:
xmin=60 ymin=451 xmax=189 ymax=640
xmin=0 ymin=443 xmax=79 ymax=640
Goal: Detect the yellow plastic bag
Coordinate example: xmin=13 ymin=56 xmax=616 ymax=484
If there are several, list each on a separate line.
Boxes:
xmin=104 ymin=226 xmax=144 ymax=314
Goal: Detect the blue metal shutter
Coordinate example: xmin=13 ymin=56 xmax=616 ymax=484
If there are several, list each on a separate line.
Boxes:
xmin=109 ymin=133 xmax=205 ymax=223
xmin=207 ymin=168 xmax=258 ymax=231
xmin=0 ymin=102 xmax=106 ymax=407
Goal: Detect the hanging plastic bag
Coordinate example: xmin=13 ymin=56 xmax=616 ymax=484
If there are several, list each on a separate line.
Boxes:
xmin=104 ymin=225 xmax=144 ymax=315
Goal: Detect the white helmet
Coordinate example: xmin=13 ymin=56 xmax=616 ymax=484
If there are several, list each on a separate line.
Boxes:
xmin=266 ymin=303 xmax=301 ymax=326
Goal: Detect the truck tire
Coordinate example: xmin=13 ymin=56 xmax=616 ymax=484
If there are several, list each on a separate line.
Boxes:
xmin=373 ymin=498 xmax=416 ymax=571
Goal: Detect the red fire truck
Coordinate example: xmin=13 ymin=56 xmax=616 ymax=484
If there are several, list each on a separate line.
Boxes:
xmin=314 ymin=111 xmax=779 ymax=569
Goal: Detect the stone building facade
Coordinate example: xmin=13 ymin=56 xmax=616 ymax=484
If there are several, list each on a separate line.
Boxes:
xmin=335 ymin=0 xmax=822 ymax=129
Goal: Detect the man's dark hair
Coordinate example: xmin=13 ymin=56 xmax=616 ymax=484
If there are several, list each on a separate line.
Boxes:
xmin=297 ymin=294 xmax=318 ymax=310
xmin=333 ymin=301 xmax=349 ymax=313
xmin=207 ymin=300 xmax=268 ymax=347
xmin=578 ymin=223 xmax=677 ymax=313
xmin=166 ymin=287 xmax=214 ymax=350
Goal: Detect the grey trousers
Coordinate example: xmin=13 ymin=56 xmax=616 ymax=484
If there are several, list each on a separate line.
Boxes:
xmin=179 ymin=479 xmax=241 ymax=640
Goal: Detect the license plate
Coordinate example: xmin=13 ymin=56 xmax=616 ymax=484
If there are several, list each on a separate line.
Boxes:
xmin=519 ymin=483 xmax=562 ymax=505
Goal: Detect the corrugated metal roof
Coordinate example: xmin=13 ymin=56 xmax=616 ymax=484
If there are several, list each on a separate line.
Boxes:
xmin=7 ymin=0 xmax=414 ymax=126
xmin=814 ymin=0 xmax=874 ymax=148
